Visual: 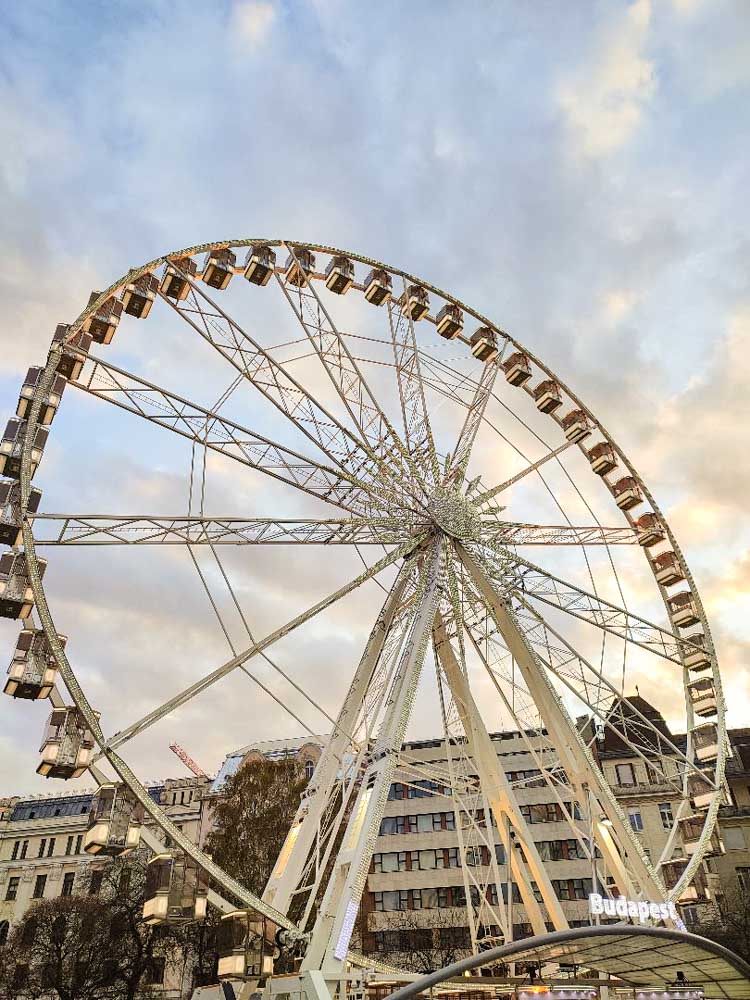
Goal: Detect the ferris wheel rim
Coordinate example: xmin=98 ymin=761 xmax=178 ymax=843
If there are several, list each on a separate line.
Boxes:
xmin=13 ymin=237 xmax=727 ymax=936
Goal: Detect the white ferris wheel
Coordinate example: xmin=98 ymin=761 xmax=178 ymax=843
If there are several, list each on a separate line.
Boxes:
xmin=0 ymin=239 xmax=729 ymax=989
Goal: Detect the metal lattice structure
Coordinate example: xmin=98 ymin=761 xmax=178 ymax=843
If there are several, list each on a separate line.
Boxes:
xmin=2 ymin=239 xmax=729 ymax=995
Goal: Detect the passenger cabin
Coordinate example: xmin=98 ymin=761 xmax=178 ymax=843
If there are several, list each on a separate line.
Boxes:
xmin=668 ymin=592 xmax=700 ymax=628
xmin=692 ymin=722 xmax=719 ymax=763
xmin=634 ymin=512 xmax=665 ymax=548
xmin=160 ymin=257 xmax=198 ymax=301
xmin=81 ymin=292 xmax=123 ymax=345
xmin=436 ymin=304 xmax=464 ymax=340
xmin=4 ymin=627 xmax=64 ymax=700
xmin=661 ymin=859 xmax=706 ymax=902
xmin=679 ymin=814 xmax=723 ymax=857
xmin=688 ymin=677 xmax=718 ymax=719
xmin=0 ymin=419 xmax=48 ymax=480
xmin=121 ymin=274 xmax=159 ymax=319
xmin=284 ymin=249 xmax=315 ymax=287
xmin=202 ymin=248 xmax=237 ymax=291
xmin=682 ymin=632 xmax=711 ymax=673
xmin=217 ymin=910 xmax=277 ymax=980
xmin=652 ymin=551 xmax=685 ymax=587
xmin=503 ymin=351 xmax=531 ymax=386
xmin=17 ymin=368 xmax=66 ymax=426
xmin=611 ymin=476 xmax=642 ymax=511
xmin=244 ymin=245 xmax=277 ymax=286
xmin=51 ymin=325 xmax=92 ymax=381
xmin=84 ymin=783 xmax=142 ymax=856
xmin=533 ymin=380 xmax=562 ymax=414
xmin=143 ymin=852 xmax=208 ymax=925
xmin=37 ymin=707 xmax=95 ymax=779
xmin=470 ymin=327 xmax=498 ymax=362
xmin=561 ymin=409 xmax=592 ymax=443
xmin=0 ymin=553 xmax=46 ymax=620
xmin=363 ymin=268 xmax=392 ymax=306
xmin=0 ymin=481 xmax=41 ymax=548
xmin=325 ymin=255 xmax=354 ymax=295
xmin=587 ymin=441 xmax=617 ymax=476
xmin=401 ymin=284 xmax=429 ymax=321
xmin=687 ymin=770 xmax=717 ymax=811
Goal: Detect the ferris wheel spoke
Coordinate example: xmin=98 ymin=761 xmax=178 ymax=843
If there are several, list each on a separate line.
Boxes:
xmin=475 ymin=441 xmax=576 ymax=506
xmin=99 ymin=533 xmax=426 ymax=755
xmin=387 ymin=295 xmax=440 ymax=489
xmin=68 ymin=351 xmax=382 ymax=515
xmin=479 ymin=543 xmax=687 ymax=664
xmin=29 ymin=513 xmax=408 ymax=546
xmin=159 ymin=271 xmax=387 ymax=488
xmin=456 ymin=542 xmax=665 ymax=900
xmin=275 ymin=245 xmax=413 ymax=494
xmin=481 ymin=520 xmax=640 ymax=546
xmin=445 ymin=360 xmax=498 ymax=486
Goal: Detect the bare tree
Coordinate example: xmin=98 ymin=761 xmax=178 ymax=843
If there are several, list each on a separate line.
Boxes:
xmin=365 ymin=909 xmax=472 ymax=974
xmin=691 ymin=888 xmax=750 ymax=964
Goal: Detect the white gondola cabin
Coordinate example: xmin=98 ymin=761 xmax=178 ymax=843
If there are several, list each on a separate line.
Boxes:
xmin=363 ymin=268 xmax=392 ymax=305
xmin=692 ymin=721 xmax=719 ymax=763
xmin=143 ymin=852 xmax=208 ymax=925
xmin=243 ymin=245 xmax=277 ymax=286
xmin=470 ymin=327 xmax=498 ymax=362
xmin=121 ymin=274 xmax=159 ymax=319
xmin=0 ymin=553 xmax=46 ymax=620
xmin=325 ymin=255 xmax=354 ymax=295
xmin=401 ymin=284 xmax=429 ymax=321
xmin=668 ymin=591 xmax=700 ymax=628
xmin=217 ymin=910 xmax=277 ymax=980
xmin=202 ymin=248 xmax=237 ymax=291
xmin=588 ymin=441 xmax=617 ymax=476
xmin=51 ymin=325 xmax=92 ymax=381
xmin=17 ymin=368 xmax=66 ymax=426
xmin=652 ymin=550 xmax=685 ymax=587
xmin=0 ymin=419 xmax=48 ymax=481
xmin=37 ymin=707 xmax=95 ymax=779
xmin=4 ymin=627 xmax=64 ymax=700
xmin=81 ymin=292 xmax=123 ymax=345
xmin=503 ymin=351 xmax=531 ymax=386
xmin=561 ymin=408 xmax=592 ymax=443
xmin=436 ymin=304 xmax=464 ymax=340
xmin=688 ymin=677 xmax=718 ymax=719
xmin=683 ymin=632 xmax=711 ymax=673
xmin=611 ymin=476 xmax=643 ymax=511
xmin=284 ymin=249 xmax=315 ymax=287
xmin=84 ymin=783 xmax=143 ymax=856
xmin=679 ymin=813 xmax=723 ymax=857
xmin=687 ymin=770 xmax=718 ymax=810
xmin=160 ymin=257 xmax=198 ymax=301
xmin=634 ymin=512 xmax=665 ymax=548
xmin=0 ymin=481 xmax=41 ymax=548
xmin=533 ymin=379 xmax=563 ymax=414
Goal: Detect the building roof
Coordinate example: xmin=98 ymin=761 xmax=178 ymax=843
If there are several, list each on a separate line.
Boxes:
xmin=210 ymin=735 xmax=326 ymax=793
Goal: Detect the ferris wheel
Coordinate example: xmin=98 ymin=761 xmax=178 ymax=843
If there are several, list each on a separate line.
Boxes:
xmin=0 ymin=239 xmax=729 ymax=981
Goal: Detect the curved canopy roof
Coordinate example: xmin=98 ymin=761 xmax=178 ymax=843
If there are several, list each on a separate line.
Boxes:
xmin=385 ymin=926 xmax=750 ymax=1000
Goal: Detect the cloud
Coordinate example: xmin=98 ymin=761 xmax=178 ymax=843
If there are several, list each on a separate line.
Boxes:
xmin=231 ymin=0 xmax=276 ymax=48
xmin=557 ymin=0 xmax=656 ymax=158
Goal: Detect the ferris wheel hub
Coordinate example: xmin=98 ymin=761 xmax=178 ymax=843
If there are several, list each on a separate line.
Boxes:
xmin=427 ymin=486 xmax=481 ymax=541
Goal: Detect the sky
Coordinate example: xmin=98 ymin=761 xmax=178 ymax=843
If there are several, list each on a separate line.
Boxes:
xmin=0 ymin=0 xmax=749 ymax=798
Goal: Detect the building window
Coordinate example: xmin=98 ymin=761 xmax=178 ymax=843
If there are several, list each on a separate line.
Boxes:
xmin=11 ymin=840 xmax=20 ymax=861
xmin=5 ymin=877 xmax=20 ymax=901
xmin=89 ymin=870 xmax=104 ymax=895
xmin=0 ymin=921 xmax=9 ymax=945
xmin=628 ymin=809 xmax=643 ymax=832
xmin=658 ymin=802 xmax=673 ymax=829
xmin=74 ymin=835 xmax=82 ymax=855
xmin=725 ymin=827 xmax=746 ymax=851
xmin=736 ymin=867 xmax=750 ymax=891
xmin=47 ymin=838 xmax=56 ymax=857
xmin=61 ymin=872 xmax=75 ymax=897
xmin=145 ymin=957 xmax=165 ymax=985
xmin=305 ymin=759 xmax=315 ymax=780
xmin=615 ymin=763 xmax=636 ymax=787
xmin=20 ymin=840 xmax=28 ymax=860
xmin=682 ymin=905 xmax=698 ymax=925
xmin=33 ymin=874 xmax=47 ymax=899
xmin=37 ymin=839 xmax=47 ymax=859
xmin=66 ymin=836 xmax=74 ymax=856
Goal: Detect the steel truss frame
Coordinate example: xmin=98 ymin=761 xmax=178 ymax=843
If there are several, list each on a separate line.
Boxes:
xmin=9 ymin=238 xmax=727 ymax=995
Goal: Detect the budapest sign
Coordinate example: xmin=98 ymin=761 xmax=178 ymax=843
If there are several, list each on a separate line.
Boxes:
xmin=589 ymin=892 xmax=679 ymax=924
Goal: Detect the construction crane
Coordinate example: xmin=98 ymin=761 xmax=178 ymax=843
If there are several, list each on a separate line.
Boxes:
xmin=169 ymin=742 xmax=208 ymax=779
